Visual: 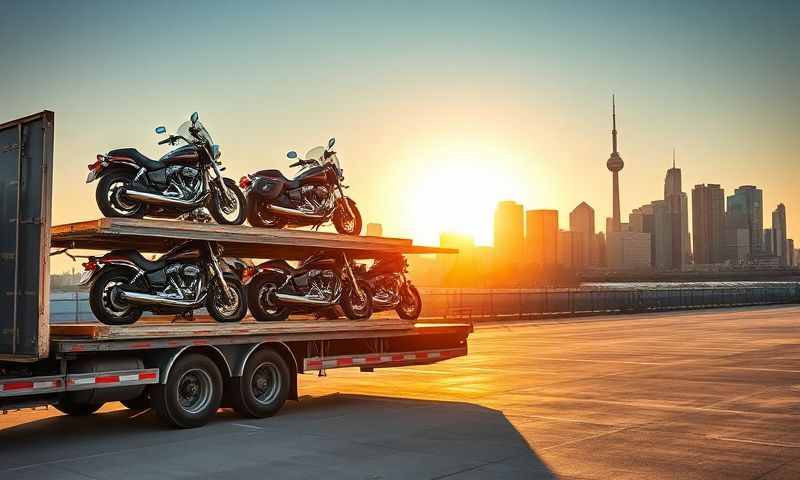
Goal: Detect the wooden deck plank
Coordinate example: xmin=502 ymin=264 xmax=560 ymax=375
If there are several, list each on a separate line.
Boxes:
xmin=51 ymin=218 xmax=456 ymax=259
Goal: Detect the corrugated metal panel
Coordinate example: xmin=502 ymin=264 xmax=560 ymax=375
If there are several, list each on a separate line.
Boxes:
xmin=0 ymin=111 xmax=54 ymax=361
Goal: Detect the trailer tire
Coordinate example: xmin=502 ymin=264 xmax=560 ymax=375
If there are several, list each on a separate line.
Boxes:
xmin=229 ymin=348 xmax=290 ymax=418
xmin=55 ymin=397 xmax=104 ymax=416
xmin=151 ymin=353 xmax=223 ymax=428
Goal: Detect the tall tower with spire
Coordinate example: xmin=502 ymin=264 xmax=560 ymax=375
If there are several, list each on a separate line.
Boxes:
xmin=606 ymin=95 xmax=624 ymax=232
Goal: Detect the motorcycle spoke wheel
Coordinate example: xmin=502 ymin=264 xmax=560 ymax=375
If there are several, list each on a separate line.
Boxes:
xmin=108 ymin=181 xmax=140 ymax=216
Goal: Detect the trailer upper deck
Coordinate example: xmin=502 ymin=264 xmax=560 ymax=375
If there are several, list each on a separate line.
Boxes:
xmin=51 ymin=218 xmax=456 ymax=259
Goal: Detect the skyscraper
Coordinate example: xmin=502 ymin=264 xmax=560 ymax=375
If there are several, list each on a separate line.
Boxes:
xmin=525 ymin=209 xmax=558 ymax=265
xmin=663 ymin=153 xmax=689 ymax=268
xmin=494 ymin=201 xmax=524 ymax=266
xmin=726 ymin=185 xmax=763 ymax=258
xmin=692 ymin=184 xmax=725 ymax=264
xmin=569 ymin=202 xmax=595 ymax=267
xmin=606 ymin=95 xmax=624 ymax=233
xmin=772 ymin=204 xmax=788 ymax=265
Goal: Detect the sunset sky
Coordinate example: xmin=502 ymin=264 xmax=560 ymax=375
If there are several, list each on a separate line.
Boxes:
xmin=2 ymin=1 xmax=799 ymax=272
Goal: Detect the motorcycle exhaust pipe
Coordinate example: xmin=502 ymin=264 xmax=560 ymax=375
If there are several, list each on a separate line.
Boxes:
xmin=123 ymin=189 xmax=208 ymax=208
xmin=274 ymin=292 xmax=336 ymax=306
xmin=265 ymin=204 xmax=327 ymax=220
xmin=373 ymin=297 xmax=400 ymax=309
xmin=119 ymin=290 xmax=206 ymax=308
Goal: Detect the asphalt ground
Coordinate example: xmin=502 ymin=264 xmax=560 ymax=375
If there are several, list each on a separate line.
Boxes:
xmin=2 ymin=305 xmax=800 ymax=479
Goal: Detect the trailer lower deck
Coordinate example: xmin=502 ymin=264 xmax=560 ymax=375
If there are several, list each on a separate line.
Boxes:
xmin=1 ymin=317 xmax=471 ymax=427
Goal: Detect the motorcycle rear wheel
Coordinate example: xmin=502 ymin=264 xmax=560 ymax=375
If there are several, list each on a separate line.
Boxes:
xmin=248 ymin=274 xmax=290 ymax=322
xmin=96 ymin=170 xmax=146 ymax=218
xmin=246 ymin=198 xmax=288 ymax=229
xmin=89 ymin=267 xmax=143 ymax=325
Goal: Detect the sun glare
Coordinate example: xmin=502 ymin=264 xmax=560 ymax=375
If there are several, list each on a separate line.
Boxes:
xmin=406 ymin=148 xmax=527 ymax=246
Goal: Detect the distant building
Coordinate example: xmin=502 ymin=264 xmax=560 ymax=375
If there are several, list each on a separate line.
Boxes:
xmin=772 ymin=204 xmax=788 ymax=266
xmin=366 ymin=223 xmax=383 ymax=237
xmin=494 ymin=201 xmax=524 ymax=267
xmin=763 ymin=229 xmax=774 ymax=255
xmin=525 ymin=209 xmax=558 ymax=265
xmin=629 ymin=204 xmax=655 ymax=267
xmin=606 ymin=231 xmax=651 ymax=269
xmin=787 ymin=239 xmax=795 ymax=266
xmin=557 ymin=230 xmax=586 ymax=268
xmin=726 ymin=185 xmax=763 ymax=257
xmin=692 ymin=184 xmax=725 ymax=264
xmin=606 ymin=96 xmax=625 ymax=233
xmin=438 ymin=232 xmax=476 ymax=286
xmin=724 ymin=227 xmax=751 ymax=264
xmin=595 ymin=232 xmax=607 ymax=267
xmin=794 ymin=247 xmax=800 ymax=268
xmin=569 ymin=202 xmax=595 ymax=267
xmin=651 ymin=200 xmax=673 ymax=270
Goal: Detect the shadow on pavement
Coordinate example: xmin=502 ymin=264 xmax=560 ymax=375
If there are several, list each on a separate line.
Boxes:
xmin=0 ymin=393 xmax=556 ymax=479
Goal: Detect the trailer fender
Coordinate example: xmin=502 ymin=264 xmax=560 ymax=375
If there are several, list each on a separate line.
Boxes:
xmin=148 ymin=345 xmax=233 ymax=385
xmin=229 ymin=341 xmax=299 ymax=401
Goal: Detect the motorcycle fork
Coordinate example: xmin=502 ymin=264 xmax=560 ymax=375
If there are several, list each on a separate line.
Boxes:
xmin=341 ymin=252 xmax=364 ymax=300
xmin=206 ymin=242 xmax=233 ymax=302
xmin=335 ymin=178 xmax=355 ymax=218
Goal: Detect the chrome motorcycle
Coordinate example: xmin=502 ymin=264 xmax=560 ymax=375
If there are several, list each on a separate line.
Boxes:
xmin=240 ymin=138 xmax=362 ymax=235
xmin=246 ymin=251 xmax=372 ymax=321
xmin=80 ymin=240 xmax=248 ymax=325
xmin=87 ymin=112 xmax=246 ymax=225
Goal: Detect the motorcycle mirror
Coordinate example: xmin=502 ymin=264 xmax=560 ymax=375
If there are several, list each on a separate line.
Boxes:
xmin=155 ymin=126 xmax=167 ymax=135
xmin=328 ymin=137 xmax=336 ymax=148
xmin=287 ymin=151 xmax=298 ymax=159
xmin=190 ymin=112 xmax=199 ymax=124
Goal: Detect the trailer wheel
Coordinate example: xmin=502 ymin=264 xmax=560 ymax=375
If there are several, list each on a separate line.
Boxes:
xmin=151 ymin=353 xmax=223 ymax=428
xmin=55 ymin=397 xmax=104 ymax=416
xmin=230 ymin=348 xmax=290 ymax=418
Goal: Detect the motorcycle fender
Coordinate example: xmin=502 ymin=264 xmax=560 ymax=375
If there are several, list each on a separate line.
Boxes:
xmin=89 ymin=159 xmax=140 ymax=183
xmin=78 ymin=264 xmax=105 ymax=286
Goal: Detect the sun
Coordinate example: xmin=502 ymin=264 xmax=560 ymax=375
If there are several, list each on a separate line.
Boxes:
xmin=405 ymin=148 xmax=527 ymax=246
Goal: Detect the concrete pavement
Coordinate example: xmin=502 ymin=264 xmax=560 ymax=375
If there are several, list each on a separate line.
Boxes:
xmin=2 ymin=305 xmax=800 ymax=479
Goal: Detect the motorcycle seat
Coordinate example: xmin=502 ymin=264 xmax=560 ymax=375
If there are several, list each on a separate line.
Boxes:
xmin=108 ymin=148 xmax=164 ymax=171
xmin=253 ymin=169 xmax=300 ymax=189
xmin=112 ymin=249 xmax=166 ymax=272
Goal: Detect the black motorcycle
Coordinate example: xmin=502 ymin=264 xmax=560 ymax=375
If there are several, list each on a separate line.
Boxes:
xmin=246 ymin=251 xmax=372 ymax=322
xmin=79 ymin=240 xmax=248 ymax=325
xmin=321 ymin=254 xmax=422 ymax=320
xmin=87 ymin=112 xmax=246 ymax=225
xmin=240 ymin=138 xmax=362 ymax=235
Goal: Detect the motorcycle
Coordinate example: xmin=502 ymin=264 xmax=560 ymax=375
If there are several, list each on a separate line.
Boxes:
xmin=321 ymin=254 xmax=422 ymax=320
xmin=246 ymin=251 xmax=372 ymax=322
xmin=87 ymin=112 xmax=246 ymax=225
xmin=79 ymin=240 xmax=248 ymax=325
xmin=239 ymin=138 xmax=362 ymax=235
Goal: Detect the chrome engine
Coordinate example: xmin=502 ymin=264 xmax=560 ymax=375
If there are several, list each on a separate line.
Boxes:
xmin=164 ymin=166 xmax=202 ymax=200
xmin=303 ymin=269 xmax=341 ymax=303
xmin=160 ymin=263 xmax=203 ymax=300
xmin=371 ymin=273 xmax=402 ymax=308
xmin=300 ymin=185 xmax=333 ymax=214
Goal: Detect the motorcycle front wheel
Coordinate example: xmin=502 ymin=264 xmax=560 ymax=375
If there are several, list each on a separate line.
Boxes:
xmin=332 ymin=198 xmax=362 ymax=236
xmin=210 ymin=178 xmax=246 ymax=225
xmin=396 ymin=284 xmax=422 ymax=320
xmin=341 ymin=280 xmax=373 ymax=320
xmin=206 ymin=276 xmax=247 ymax=322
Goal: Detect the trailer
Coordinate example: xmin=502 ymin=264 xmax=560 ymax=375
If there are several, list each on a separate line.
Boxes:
xmin=0 ymin=111 xmax=470 ymax=428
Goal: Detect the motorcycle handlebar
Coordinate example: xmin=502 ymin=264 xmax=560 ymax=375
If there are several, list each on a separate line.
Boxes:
xmin=158 ymin=136 xmax=173 ymax=145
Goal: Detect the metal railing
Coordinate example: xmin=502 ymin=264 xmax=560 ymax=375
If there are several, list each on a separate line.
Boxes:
xmin=49 ymin=284 xmax=800 ymax=324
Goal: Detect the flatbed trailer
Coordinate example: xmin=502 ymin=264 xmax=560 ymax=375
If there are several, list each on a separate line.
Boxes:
xmin=0 ymin=111 xmax=470 ymax=428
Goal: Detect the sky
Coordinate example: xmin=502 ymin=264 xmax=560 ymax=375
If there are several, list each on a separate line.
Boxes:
xmin=2 ymin=1 xmax=799 ymax=272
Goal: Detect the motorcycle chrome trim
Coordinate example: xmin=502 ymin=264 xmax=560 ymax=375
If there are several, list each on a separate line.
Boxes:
xmin=122 ymin=189 xmax=210 ymax=208
xmin=273 ymin=292 xmax=339 ymax=306
xmin=264 ymin=203 xmax=327 ymax=219
xmin=207 ymin=243 xmax=233 ymax=302
xmin=119 ymin=290 xmax=207 ymax=308
xmin=341 ymin=252 xmax=364 ymax=299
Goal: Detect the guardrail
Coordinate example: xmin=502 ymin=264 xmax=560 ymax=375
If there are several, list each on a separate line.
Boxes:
xmin=50 ymin=284 xmax=800 ymax=324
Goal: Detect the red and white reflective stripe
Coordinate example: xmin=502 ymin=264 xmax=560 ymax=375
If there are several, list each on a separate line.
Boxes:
xmin=304 ymin=347 xmax=466 ymax=371
xmin=0 ymin=376 xmax=65 ymax=398
xmin=66 ymin=369 xmax=159 ymax=391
